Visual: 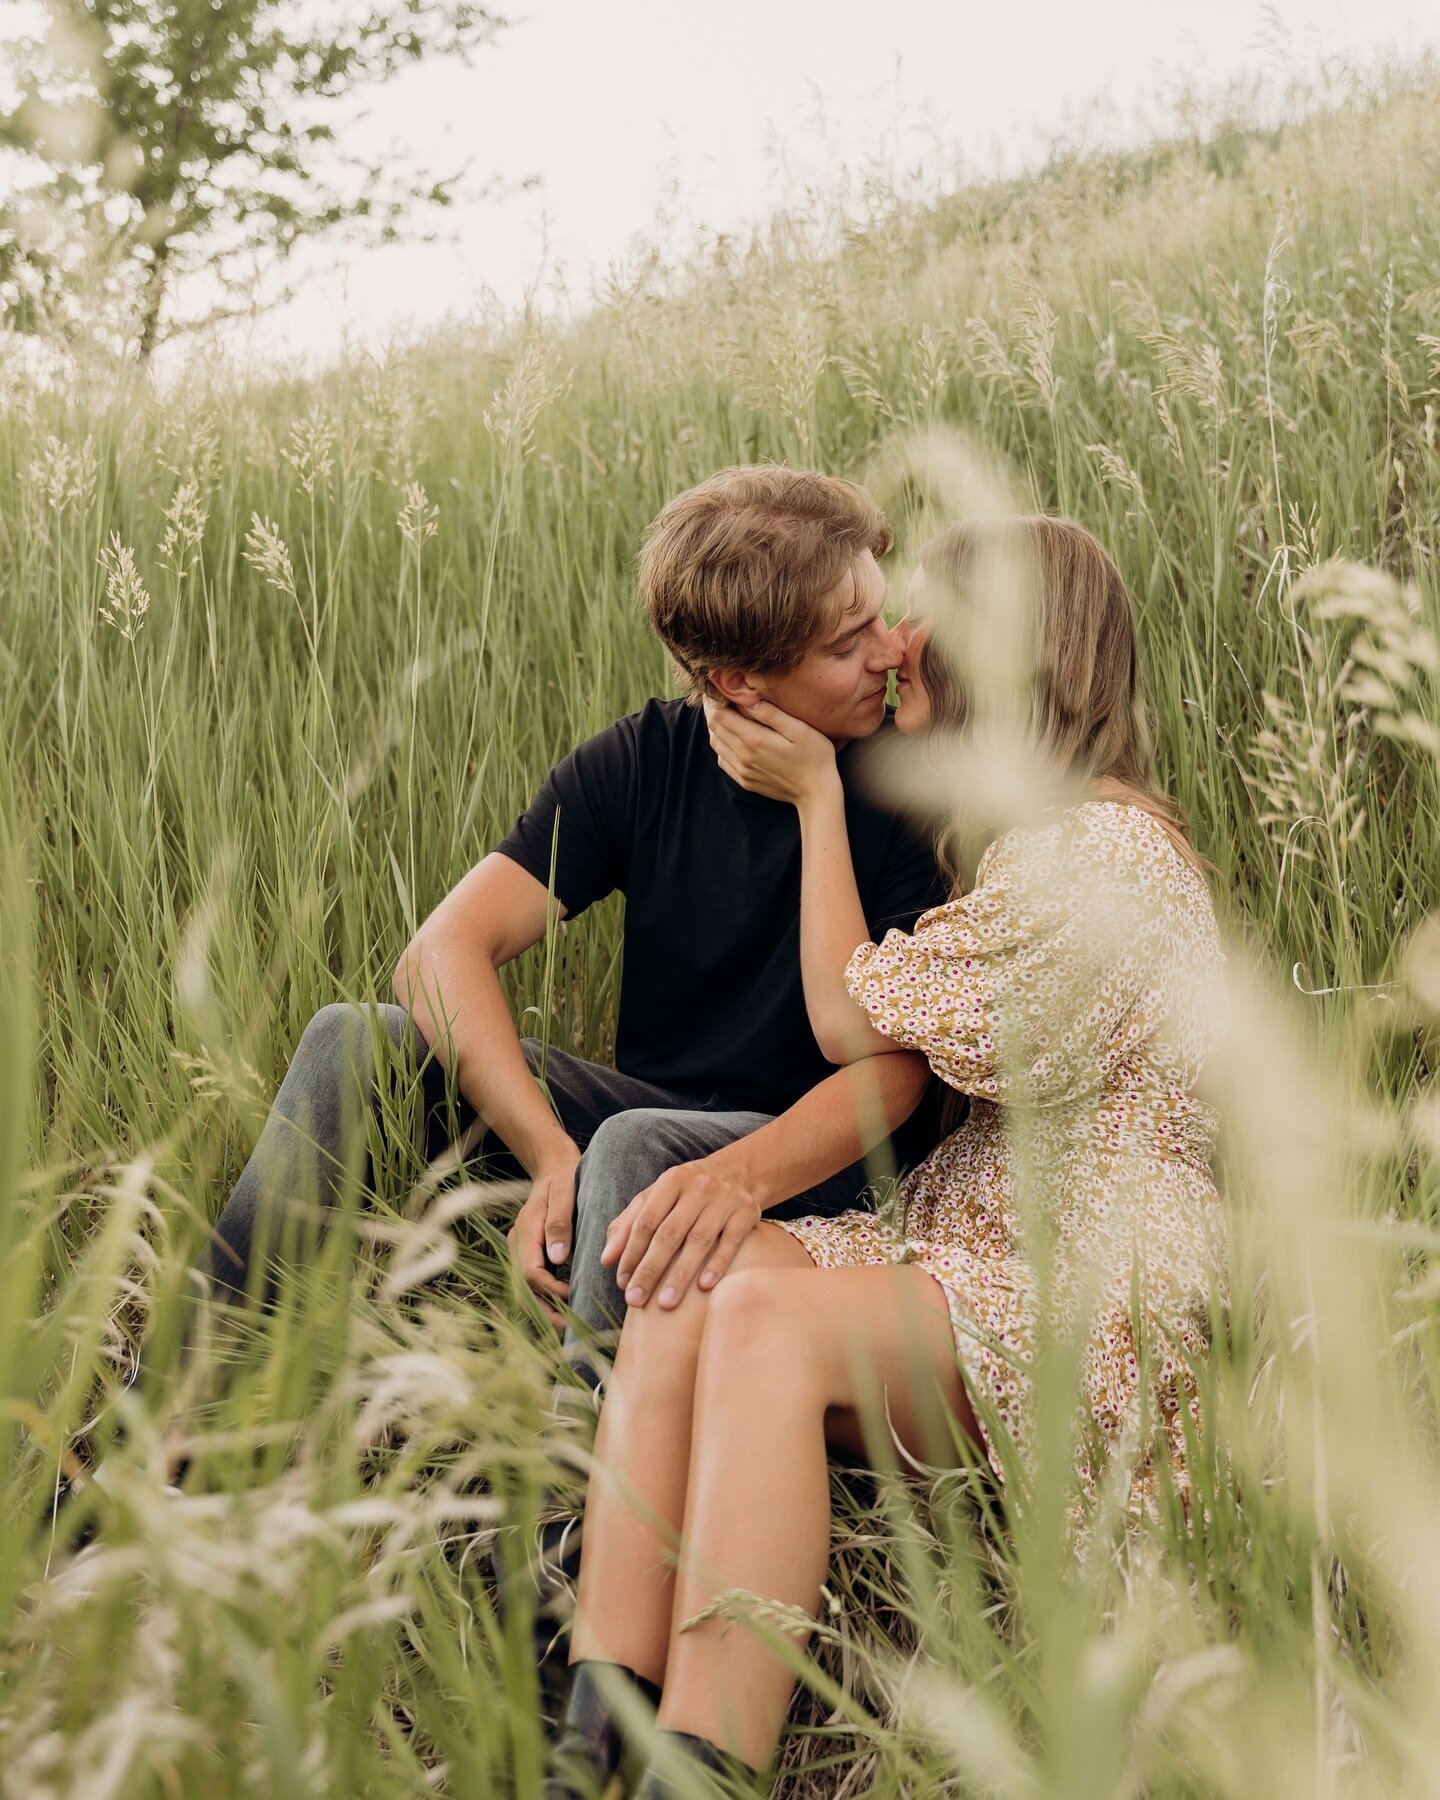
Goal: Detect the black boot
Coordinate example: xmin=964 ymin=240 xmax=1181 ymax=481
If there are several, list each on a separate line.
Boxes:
xmin=543 ymin=1659 xmax=660 ymax=1799
xmin=631 ymin=1728 xmax=760 ymax=1797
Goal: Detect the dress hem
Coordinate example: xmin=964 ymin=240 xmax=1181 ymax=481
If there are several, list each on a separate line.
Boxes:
xmin=767 ymin=1215 xmax=1004 ymax=1482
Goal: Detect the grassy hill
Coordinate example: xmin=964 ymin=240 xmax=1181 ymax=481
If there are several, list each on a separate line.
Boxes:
xmin=2 ymin=61 xmax=1440 ymax=1797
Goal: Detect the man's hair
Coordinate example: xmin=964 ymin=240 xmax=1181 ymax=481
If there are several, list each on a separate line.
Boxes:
xmin=638 ymin=466 xmax=893 ymax=699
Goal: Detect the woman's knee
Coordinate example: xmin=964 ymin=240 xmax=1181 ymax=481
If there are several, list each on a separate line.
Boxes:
xmin=696 ymin=1270 xmax=824 ymax=1394
xmin=612 ymin=1263 xmax=712 ymax=1369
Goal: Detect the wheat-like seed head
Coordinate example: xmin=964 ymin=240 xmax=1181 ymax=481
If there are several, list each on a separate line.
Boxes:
xmin=98 ymin=533 xmax=151 ymax=642
xmin=158 ymin=478 xmax=209 ymax=578
xmin=29 ymin=432 xmax=98 ymax=517
xmin=242 ymin=513 xmax=297 ymax=598
xmin=396 ymin=479 xmax=438 ymax=546
xmin=284 ymin=406 xmax=336 ymax=497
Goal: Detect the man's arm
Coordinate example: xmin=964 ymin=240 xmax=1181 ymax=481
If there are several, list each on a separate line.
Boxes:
xmin=393 ymin=851 xmax=578 ymax=1321
xmin=605 ymin=1050 xmax=931 ymax=1309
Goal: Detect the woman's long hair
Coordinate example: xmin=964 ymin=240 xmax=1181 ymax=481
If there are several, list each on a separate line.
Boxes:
xmin=914 ymin=515 xmax=1206 ymax=888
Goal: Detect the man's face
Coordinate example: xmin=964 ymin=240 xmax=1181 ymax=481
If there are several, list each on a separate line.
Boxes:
xmin=723 ymin=551 xmax=901 ymax=745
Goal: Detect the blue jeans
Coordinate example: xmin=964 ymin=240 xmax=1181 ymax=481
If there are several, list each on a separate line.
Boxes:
xmin=205 ymin=1003 xmax=881 ymax=1380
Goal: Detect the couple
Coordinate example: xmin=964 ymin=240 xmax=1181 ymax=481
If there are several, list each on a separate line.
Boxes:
xmin=207 ymin=467 xmax=1227 ymax=1796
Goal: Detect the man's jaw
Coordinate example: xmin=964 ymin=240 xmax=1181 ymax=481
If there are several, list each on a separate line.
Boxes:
xmin=828 ymin=686 xmax=891 ymax=748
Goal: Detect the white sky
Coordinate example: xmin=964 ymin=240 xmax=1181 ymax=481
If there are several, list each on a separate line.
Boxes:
xmin=12 ymin=0 xmax=1440 ymax=367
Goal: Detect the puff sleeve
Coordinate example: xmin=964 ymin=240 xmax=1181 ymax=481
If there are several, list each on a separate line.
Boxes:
xmin=843 ymin=804 xmax=1180 ymax=1105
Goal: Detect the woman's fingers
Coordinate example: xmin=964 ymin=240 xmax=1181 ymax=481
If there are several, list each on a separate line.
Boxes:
xmin=744 ymin=697 xmax=804 ymax=739
xmin=709 ymin=711 xmax=789 ymax=792
xmin=710 ymin=705 xmax=775 ymax=749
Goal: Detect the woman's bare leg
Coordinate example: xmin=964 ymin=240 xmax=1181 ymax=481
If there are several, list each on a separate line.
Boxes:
xmin=568 ymin=1221 xmax=817 ymax=1684
xmin=658 ymin=1262 xmax=978 ymax=1768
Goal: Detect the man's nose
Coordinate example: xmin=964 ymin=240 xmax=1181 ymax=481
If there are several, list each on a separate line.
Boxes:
xmin=868 ymin=622 xmax=904 ymax=671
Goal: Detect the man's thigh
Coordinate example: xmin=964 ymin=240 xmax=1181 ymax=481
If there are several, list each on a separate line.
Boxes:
xmin=412 ymin=1033 xmax=719 ymax=1177
xmin=562 ymin=1107 xmax=876 ymax=1352
xmin=528 ymin=1046 xmax=717 ymax=1148
xmin=572 ymin=1107 xmax=775 ymax=1220
xmin=571 ymin=1106 xmax=877 ymax=1234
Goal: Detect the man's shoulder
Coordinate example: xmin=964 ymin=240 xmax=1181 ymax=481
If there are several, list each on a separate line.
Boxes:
xmin=561 ymin=694 xmax=687 ymax=752
xmin=553 ymin=695 xmax=699 ymax=789
xmin=628 ymin=694 xmax=699 ymax=738
xmin=576 ymin=694 xmax=695 ymax=751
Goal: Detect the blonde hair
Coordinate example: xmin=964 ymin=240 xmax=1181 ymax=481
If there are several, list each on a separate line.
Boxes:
xmin=639 ymin=466 xmax=893 ymax=699
xmin=916 ymin=514 xmax=1206 ymax=881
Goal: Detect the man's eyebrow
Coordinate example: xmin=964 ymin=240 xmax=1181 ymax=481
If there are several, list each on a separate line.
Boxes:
xmin=820 ymin=598 xmax=883 ymax=650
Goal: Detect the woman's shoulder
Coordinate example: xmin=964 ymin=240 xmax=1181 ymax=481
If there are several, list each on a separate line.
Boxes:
xmin=989 ymin=796 xmax=1200 ymax=871
xmin=981 ymin=798 xmax=1217 ymax=926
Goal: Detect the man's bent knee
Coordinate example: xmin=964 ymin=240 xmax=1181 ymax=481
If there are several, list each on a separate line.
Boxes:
xmin=574 ymin=1109 xmax=686 ymax=1223
xmin=295 ymin=1000 xmax=411 ymax=1078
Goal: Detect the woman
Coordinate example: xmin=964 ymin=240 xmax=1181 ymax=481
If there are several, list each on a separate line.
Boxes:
xmin=545 ymin=516 xmax=1228 ymax=1796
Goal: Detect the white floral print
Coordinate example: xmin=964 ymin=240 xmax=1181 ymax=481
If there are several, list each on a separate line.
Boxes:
xmin=774 ymin=801 xmax=1228 ymax=1526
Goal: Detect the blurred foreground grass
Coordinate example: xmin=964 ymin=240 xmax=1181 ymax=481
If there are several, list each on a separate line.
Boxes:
xmin=3 ymin=62 xmax=1440 ymax=1797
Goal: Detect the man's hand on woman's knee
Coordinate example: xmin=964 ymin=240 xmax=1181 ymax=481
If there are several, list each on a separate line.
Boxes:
xmin=603 ymin=1161 xmax=762 ymax=1312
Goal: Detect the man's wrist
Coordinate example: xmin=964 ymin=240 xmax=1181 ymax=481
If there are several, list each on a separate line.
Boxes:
xmin=696 ymin=1142 xmax=784 ymax=1212
xmin=521 ymin=1128 xmax=581 ymax=1178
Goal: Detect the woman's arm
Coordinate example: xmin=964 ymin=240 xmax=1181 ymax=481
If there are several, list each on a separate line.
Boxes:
xmin=709 ymin=698 xmax=893 ymax=1062
xmin=792 ymin=774 xmax=898 ymax=1062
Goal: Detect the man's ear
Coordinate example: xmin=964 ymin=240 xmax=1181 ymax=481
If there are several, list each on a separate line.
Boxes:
xmin=709 ymin=666 xmax=764 ymax=707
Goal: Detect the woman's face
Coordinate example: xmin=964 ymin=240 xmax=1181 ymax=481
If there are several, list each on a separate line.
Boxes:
xmin=893 ymin=567 xmax=934 ymax=734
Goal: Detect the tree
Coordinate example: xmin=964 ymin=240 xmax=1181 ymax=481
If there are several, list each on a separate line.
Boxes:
xmin=0 ymin=209 xmax=61 ymax=336
xmin=0 ymin=0 xmax=507 ymax=358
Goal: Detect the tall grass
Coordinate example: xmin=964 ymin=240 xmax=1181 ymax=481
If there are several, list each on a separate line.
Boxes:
xmin=3 ymin=60 xmax=1440 ymax=1797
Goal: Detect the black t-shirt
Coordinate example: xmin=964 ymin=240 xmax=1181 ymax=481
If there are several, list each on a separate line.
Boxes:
xmin=495 ymin=697 xmax=948 ymax=1115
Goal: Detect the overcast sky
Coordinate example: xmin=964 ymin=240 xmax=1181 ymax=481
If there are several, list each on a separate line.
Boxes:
xmin=21 ymin=0 xmax=1440 ymax=367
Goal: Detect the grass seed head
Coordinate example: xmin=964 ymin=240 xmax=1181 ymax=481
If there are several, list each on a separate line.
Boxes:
xmin=98 ymin=532 xmax=151 ymax=641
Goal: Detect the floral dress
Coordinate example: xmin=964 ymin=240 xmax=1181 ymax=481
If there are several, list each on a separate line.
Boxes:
xmin=773 ymin=800 xmax=1228 ymax=1522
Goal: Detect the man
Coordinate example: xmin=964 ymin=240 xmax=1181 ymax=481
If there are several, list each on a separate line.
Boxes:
xmin=206 ymin=465 xmax=946 ymax=1377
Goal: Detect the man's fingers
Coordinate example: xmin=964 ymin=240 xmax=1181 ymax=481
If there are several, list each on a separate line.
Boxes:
xmin=515 ymin=1214 xmax=569 ymax=1298
xmin=696 ymin=1215 xmax=757 ymax=1291
xmin=624 ymin=1203 xmax=712 ymax=1303
xmin=629 ymin=1223 xmax=715 ymax=1303
xmin=528 ymin=1266 xmax=571 ymax=1301
xmin=544 ymin=1180 xmax=575 ymax=1265
xmin=602 ymin=1185 xmax=655 ymax=1267
xmin=532 ymin=1296 xmax=568 ymax=1339
xmin=602 ymin=1199 xmax=644 ymax=1267
xmin=614 ymin=1191 xmax=669 ymax=1288
xmin=509 ymin=1202 xmax=546 ymax=1278
xmin=653 ymin=1233 xmax=720 ymax=1308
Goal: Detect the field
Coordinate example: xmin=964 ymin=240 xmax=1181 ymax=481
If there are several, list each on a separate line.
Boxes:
xmin=3 ymin=62 xmax=1440 ymax=1798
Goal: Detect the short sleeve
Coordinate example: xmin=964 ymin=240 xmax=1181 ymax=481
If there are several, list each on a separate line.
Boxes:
xmin=493 ymin=718 xmax=640 ymax=917
xmin=844 ymin=804 xmax=1178 ymax=1104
